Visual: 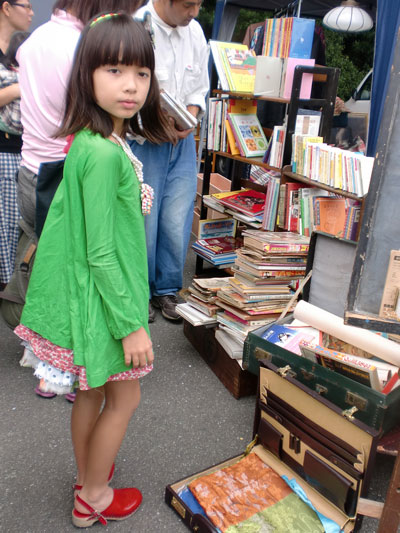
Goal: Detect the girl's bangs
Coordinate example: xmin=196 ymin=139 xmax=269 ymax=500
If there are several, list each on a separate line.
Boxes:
xmin=90 ymin=20 xmax=154 ymax=69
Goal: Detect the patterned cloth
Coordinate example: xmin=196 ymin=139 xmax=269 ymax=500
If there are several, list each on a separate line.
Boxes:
xmin=15 ymin=324 xmax=153 ymax=392
xmin=189 ymin=453 xmax=325 ymax=533
xmin=0 ymin=64 xmax=22 ymax=135
xmin=0 ymin=151 xmax=21 ymax=283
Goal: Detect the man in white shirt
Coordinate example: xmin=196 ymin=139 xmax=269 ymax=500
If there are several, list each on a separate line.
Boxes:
xmin=132 ymin=0 xmax=209 ymax=322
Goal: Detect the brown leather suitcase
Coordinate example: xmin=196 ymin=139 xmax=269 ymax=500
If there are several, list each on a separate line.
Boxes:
xmin=166 ymin=359 xmax=379 ymax=532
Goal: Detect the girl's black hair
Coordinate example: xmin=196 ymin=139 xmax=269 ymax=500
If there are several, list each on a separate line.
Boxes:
xmin=0 ymin=31 xmax=30 ymax=69
xmin=58 ymin=13 xmax=176 ymax=144
xmin=52 ymin=0 xmax=146 ymax=24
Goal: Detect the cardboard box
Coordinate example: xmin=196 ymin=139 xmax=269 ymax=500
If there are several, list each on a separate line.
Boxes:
xmin=193 ymin=173 xmax=232 ymax=236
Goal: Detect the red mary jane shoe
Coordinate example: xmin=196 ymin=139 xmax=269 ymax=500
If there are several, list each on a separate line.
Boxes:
xmin=72 ymin=488 xmax=142 ymax=527
xmin=73 ymin=463 xmax=115 ymax=492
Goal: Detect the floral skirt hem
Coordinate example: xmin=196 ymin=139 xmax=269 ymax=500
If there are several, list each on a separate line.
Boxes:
xmin=15 ymin=324 xmax=153 ymax=393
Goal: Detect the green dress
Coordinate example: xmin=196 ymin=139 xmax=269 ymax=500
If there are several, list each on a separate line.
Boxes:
xmin=20 ymin=130 xmax=150 ymax=388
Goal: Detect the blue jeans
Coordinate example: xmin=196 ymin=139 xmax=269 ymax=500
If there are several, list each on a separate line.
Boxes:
xmin=130 ymin=135 xmax=196 ymax=297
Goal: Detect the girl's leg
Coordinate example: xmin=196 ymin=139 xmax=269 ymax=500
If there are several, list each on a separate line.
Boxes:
xmin=71 ymin=387 xmax=105 ymax=487
xmin=74 ymin=379 xmax=141 ymax=512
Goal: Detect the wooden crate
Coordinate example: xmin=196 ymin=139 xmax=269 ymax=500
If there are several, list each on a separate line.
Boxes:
xmin=183 ymin=320 xmax=257 ymax=399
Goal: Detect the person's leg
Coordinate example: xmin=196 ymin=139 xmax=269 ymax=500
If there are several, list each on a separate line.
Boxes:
xmin=129 ymin=140 xmax=171 ymax=298
xmin=154 ymin=134 xmax=197 ymax=296
xmin=74 ymin=379 xmax=141 ymax=512
xmin=71 ymin=387 xmax=105 ymax=488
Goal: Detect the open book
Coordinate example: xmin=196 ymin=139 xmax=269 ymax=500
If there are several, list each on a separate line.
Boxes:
xmin=160 ymin=90 xmax=198 ymax=130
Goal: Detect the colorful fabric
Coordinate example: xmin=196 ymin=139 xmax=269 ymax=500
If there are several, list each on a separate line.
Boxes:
xmin=0 ymin=151 xmax=21 ymax=283
xmin=189 ymin=453 xmax=325 ymax=533
xmin=0 ymin=64 xmax=22 ymax=135
xmin=16 ymin=325 xmax=152 ymax=392
xmin=19 ymin=130 xmax=150 ymax=388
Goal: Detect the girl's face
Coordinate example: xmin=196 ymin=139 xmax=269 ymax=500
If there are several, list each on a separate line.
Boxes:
xmin=93 ymin=62 xmax=151 ymax=134
xmin=7 ymin=2 xmax=33 ymax=31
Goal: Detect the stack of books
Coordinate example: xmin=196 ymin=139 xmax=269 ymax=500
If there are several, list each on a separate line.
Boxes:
xmin=176 ymin=278 xmax=232 ymax=326
xmin=202 ymin=189 xmax=266 ymax=228
xmin=214 ymin=230 xmax=310 ymax=349
xmin=191 ymin=236 xmax=242 ymax=268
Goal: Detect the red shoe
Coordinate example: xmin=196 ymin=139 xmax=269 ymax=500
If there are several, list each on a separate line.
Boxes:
xmin=72 ymin=488 xmax=142 ymax=527
xmin=73 ymin=463 xmax=115 ymax=492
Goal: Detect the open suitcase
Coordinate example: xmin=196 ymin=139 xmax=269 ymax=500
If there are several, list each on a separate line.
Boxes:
xmin=166 ymin=359 xmax=379 ymax=532
xmin=243 ymin=232 xmax=400 ymax=434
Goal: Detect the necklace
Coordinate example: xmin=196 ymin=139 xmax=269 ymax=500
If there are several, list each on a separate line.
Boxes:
xmin=111 ymin=132 xmax=154 ymax=215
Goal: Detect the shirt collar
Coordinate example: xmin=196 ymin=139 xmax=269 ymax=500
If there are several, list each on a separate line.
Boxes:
xmin=146 ymin=0 xmax=186 ymax=38
xmin=52 ymin=9 xmax=84 ymax=32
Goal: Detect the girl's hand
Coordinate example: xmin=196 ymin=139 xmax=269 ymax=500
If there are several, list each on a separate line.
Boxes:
xmin=122 ymin=327 xmax=154 ymax=368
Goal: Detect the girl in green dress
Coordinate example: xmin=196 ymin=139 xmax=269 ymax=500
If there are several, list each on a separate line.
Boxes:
xmin=14 ymin=12 xmax=175 ymax=527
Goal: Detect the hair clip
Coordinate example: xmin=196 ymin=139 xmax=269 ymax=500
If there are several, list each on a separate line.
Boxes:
xmin=90 ymin=13 xmax=120 ymax=27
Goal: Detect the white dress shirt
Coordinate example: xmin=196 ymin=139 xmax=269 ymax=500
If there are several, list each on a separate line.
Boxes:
xmin=136 ymin=1 xmax=209 ymax=117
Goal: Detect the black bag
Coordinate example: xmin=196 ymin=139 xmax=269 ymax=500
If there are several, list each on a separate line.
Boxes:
xmin=0 ymin=219 xmax=37 ymax=328
xmin=35 ymin=159 xmax=64 ymax=237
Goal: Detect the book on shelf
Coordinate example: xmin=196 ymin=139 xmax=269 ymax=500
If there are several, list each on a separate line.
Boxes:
xmin=262 ymin=17 xmax=315 ymax=60
xmin=261 ymin=173 xmax=280 ymax=231
xmin=160 ymin=90 xmax=197 ymax=130
xmin=242 ymin=230 xmax=310 ymax=254
xmin=197 ymin=217 xmax=237 ymax=240
xmin=281 ymin=58 xmax=315 ymax=99
xmin=218 ymin=189 xmax=266 ymax=217
xmin=295 ymin=109 xmax=321 ymax=136
xmin=284 ymin=182 xmax=309 ymax=231
xmin=267 ymin=125 xmax=286 ymax=168
xmin=227 ymin=113 xmax=269 ymax=158
xmin=225 ymin=118 xmax=240 ymax=155
xmin=209 ymin=40 xmax=256 ymax=93
xmin=253 ymin=56 xmax=285 ymax=97
xmin=313 ymin=197 xmax=361 ymax=239
xmin=215 ymin=328 xmax=244 ymax=359
xmin=298 ymin=343 xmax=393 ymax=392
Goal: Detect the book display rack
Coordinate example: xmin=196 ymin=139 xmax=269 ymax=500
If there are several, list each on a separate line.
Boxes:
xmin=196 ymin=64 xmax=341 ymax=275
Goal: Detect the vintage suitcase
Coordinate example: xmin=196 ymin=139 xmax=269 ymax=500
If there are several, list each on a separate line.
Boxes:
xmin=166 ymin=360 xmax=379 ymax=532
xmin=183 ymin=319 xmax=257 ymax=399
xmin=243 ymin=232 xmax=400 ymax=434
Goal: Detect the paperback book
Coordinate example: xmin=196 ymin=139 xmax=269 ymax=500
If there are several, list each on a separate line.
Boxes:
xmin=160 ymin=90 xmax=197 ymax=130
xmin=218 ymin=189 xmax=266 ymax=217
xmin=261 ymin=324 xmax=317 ymax=356
xmin=209 ymin=40 xmax=256 ymax=93
xmin=227 ymin=113 xmax=269 ymax=158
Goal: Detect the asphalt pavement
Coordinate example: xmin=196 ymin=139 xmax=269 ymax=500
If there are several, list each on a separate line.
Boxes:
xmin=0 ymin=246 xmax=394 ymax=532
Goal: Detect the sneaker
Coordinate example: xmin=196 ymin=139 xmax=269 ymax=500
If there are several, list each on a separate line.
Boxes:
xmin=151 ymin=294 xmax=182 ymax=322
xmin=148 ymin=301 xmax=155 ymax=323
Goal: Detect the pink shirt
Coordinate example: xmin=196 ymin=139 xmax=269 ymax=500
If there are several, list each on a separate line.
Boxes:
xmin=17 ymin=10 xmax=83 ymax=174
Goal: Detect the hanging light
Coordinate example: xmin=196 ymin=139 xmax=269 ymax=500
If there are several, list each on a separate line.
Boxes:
xmin=323 ymin=0 xmax=374 ymax=33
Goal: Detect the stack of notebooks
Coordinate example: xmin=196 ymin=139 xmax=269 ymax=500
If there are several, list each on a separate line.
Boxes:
xmin=202 ymin=189 xmax=266 ymax=228
xmin=191 ymin=236 xmax=242 ymax=268
xmin=214 ymin=230 xmax=310 ymax=353
xmin=176 ymin=277 xmax=231 ymax=326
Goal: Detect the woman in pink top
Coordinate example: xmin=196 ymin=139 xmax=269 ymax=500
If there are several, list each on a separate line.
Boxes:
xmin=16 ymin=0 xmax=146 ymax=237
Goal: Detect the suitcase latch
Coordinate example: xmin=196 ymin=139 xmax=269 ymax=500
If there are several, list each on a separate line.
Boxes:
xmin=277 ymin=365 xmax=292 ymax=378
xmin=289 ymin=433 xmax=301 ymax=454
xmin=342 ymin=405 xmax=358 ymax=421
xmin=171 ymin=496 xmax=186 ymax=519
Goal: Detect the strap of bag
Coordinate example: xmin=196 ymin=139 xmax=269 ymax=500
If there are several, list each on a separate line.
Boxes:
xmin=0 ymin=290 xmax=24 ymax=304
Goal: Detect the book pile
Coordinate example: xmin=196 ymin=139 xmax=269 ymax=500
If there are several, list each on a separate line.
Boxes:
xmin=202 ymin=189 xmax=266 ymax=228
xmin=260 ymin=319 xmax=400 ymax=394
xmin=191 ymin=236 xmax=241 ymax=268
xmin=292 ymin=134 xmax=375 ymax=197
xmin=214 ymin=230 xmax=310 ymax=350
xmin=176 ymin=278 xmax=232 ymax=326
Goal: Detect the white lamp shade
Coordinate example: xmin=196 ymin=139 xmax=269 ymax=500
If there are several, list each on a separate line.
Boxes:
xmin=323 ymin=3 xmax=374 ymax=32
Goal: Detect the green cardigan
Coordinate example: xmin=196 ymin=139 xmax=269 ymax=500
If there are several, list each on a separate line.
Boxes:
xmin=21 ymin=130 xmax=150 ymax=388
